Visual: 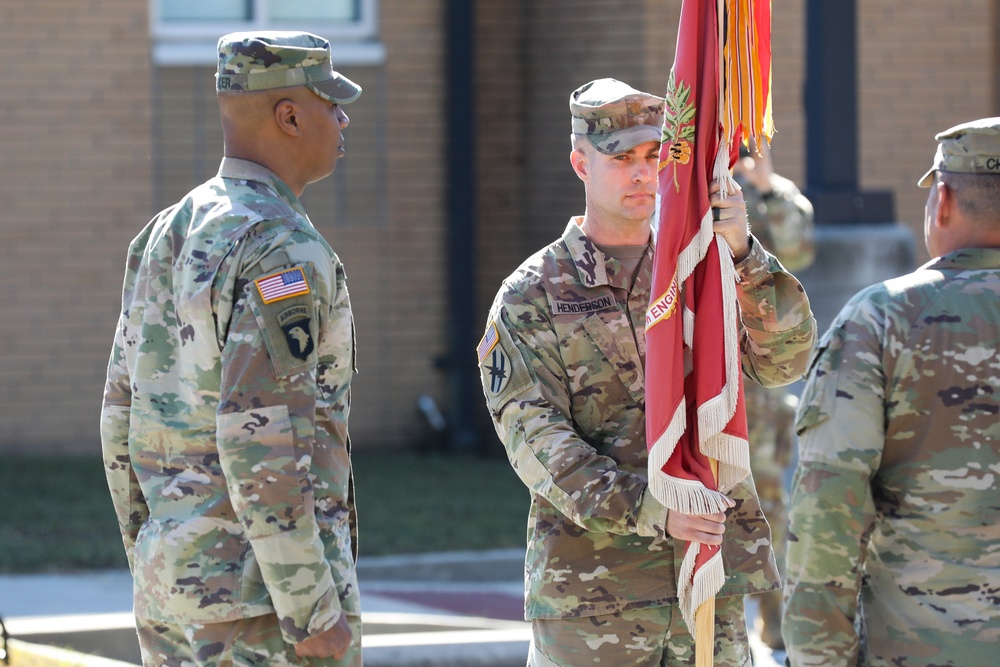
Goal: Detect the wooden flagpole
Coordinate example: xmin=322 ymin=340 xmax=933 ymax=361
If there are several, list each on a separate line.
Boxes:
xmin=695 ymin=4 xmax=727 ymax=664
xmin=694 ymin=458 xmax=719 ymax=667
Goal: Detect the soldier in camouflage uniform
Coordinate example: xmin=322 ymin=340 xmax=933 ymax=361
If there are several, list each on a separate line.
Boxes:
xmin=477 ymin=78 xmax=816 ymax=666
xmin=783 ymin=117 xmax=1000 ymax=666
xmin=100 ymin=32 xmax=363 ymax=666
xmin=733 ymin=141 xmax=816 ymax=651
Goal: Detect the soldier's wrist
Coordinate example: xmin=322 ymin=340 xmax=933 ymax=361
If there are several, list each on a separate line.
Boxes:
xmin=635 ymin=487 xmax=669 ymax=538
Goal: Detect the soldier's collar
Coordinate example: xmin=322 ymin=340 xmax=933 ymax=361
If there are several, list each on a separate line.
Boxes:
xmin=217 ymin=157 xmax=309 ymax=219
xmin=561 ymin=217 xmax=654 ymax=290
xmin=922 ymin=247 xmax=1000 ymax=272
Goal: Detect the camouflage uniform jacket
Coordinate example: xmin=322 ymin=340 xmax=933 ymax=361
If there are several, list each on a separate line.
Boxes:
xmin=786 ymin=247 xmax=1000 ymax=666
xmin=100 ymin=158 xmax=359 ymax=645
xmin=478 ymin=218 xmax=816 ymax=620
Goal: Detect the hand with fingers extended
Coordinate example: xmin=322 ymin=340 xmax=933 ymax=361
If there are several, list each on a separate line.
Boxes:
xmin=294 ymin=613 xmax=353 ymax=660
xmin=709 ymin=180 xmax=751 ymax=262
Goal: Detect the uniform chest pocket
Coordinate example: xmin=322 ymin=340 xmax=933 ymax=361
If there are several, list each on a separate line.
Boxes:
xmin=578 ymin=314 xmax=644 ymax=404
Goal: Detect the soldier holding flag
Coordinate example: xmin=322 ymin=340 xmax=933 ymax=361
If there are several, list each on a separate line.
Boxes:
xmin=477 ymin=76 xmax=815 ymax=665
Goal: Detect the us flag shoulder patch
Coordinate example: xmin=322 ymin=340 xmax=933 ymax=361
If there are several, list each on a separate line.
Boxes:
xmin=255 ymin=267 xmax=310 ymax=304
xmin=477 ymin=321 xmax=499 ymax=364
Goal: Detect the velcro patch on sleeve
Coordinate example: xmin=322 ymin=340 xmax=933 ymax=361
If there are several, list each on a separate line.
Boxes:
xmin=478 ymin=317 xmax=534 ymax=412
xmin=246 ymin=265 xmax=317 ymax=378
xmin=255 ymin=267 xmax=311 ymax=304
xmin=477 ymin=321 xmax=500 ymax=363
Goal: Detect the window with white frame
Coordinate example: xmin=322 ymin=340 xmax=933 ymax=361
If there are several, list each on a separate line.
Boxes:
xmin=151 ymin=0 xmax=384 ymax=66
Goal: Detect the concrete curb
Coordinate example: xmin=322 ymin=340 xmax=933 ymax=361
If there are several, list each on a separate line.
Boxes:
xmin=6 ymin=637 xmax=138 ymax=667
xmin=3 ymin=614 xmax=139 ymax=666
xmin=363 ymin=613 xmax=529 ymax=667
xmin=357 ymin=549 xmax=525 ymax=582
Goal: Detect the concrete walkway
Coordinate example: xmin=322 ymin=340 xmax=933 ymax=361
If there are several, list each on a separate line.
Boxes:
xmin=0 ymin=549 xmax=785 ymax=667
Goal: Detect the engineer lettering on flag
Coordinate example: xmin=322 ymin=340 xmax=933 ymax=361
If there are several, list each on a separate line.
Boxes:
xmin=477 ymin=77 xmax=816 ymax=665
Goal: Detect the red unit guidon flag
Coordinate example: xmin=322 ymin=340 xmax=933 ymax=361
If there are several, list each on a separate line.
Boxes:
xmin=255 ymin=267 xmax=311 ymax=304
xmin=645 ymin=0 xmax=772 ymax=634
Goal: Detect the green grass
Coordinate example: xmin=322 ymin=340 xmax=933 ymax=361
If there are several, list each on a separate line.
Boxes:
xmin=0 ymin=453 xmax=126 ymax=572
xmin=0 ymin=449 xmax=529 ymax=573
xmin=353 ymin=449 xmax=529 ymax=556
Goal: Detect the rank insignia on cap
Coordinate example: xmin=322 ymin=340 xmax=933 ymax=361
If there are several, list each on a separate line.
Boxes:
xmin=255 ymin=267 xmax=310 ymax=304
xmin=477 ymin=321 xmax=500 ymax=363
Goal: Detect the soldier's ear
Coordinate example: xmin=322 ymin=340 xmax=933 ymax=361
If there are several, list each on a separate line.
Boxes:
xmin=570 ymin=147 xmax=590 ymax=182
xmin=274 ymin=98 xmax=302 ymax=137
xmin=935 ymin=179 xmax=955 ymax=229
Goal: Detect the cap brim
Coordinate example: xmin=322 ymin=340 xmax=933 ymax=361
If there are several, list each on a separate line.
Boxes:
xmin=917 ymin=166 xmax=935 ymax=188
xmin=308 ymin=73 xmax=362 ymax=104
xmin=588 ymin=124 xmax=662 ymax=155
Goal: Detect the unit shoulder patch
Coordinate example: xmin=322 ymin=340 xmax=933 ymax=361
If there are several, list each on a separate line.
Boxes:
xmin=477 ymin=317 xmax=534 ymax=412
xmin=247 ymin=264 xmax=317 ymax=378
xmin=278 ymin=305 xmax=314 ymax=361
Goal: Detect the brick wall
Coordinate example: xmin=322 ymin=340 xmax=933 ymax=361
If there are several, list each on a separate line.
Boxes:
xmin=0 ymin=1 xmax=451 ymax=452
xmin=0 ymin=1 xmax=152 ymax=451
xmin=374 ymin=0 xmax=449 ymax=447
xmin=1 ymin=0 xmax=997 ymax=453
xmin=858 ymin=0 xmax=997 ymax=260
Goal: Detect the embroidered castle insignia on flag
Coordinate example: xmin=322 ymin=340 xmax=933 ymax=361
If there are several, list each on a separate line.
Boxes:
xmin=255 ymin=267 xmax=310 ymax=304
xmin=477 ymin=321 xmax=500 ymax=363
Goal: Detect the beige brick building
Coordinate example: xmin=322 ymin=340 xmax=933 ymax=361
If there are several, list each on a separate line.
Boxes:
xmin=1 ymin=1 xmax=998 ymax=453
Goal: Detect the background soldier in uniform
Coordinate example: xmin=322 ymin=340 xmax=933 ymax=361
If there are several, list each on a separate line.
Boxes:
xmin=783 ymin=117 xmax=1000 ymax=666
xmin=477 ymin=78 xmax=816 ymax=666
xmin=733 ymin=141 xmax=816 ymax=651
xmin=100 ymin=32 xmax=363 ymax=665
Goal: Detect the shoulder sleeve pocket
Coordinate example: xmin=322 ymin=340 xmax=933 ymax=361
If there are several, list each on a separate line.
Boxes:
xmin=244 ymin=265 xmax=318 ymax=378
xmin=478 ymin=317 xmax=535 ymax=414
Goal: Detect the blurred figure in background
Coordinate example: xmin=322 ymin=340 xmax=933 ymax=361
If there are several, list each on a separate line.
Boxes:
xmin=733 ymin=140 xmax=815 ymax=652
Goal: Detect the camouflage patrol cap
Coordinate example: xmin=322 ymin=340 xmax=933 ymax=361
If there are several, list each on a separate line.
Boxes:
xmin=918 ymin=117 xmax=1000 ymax=187
xmin=216 ymin=31 xmax=362 ymax=104
xmin=570 ymin=78 xmax=664 ymax=155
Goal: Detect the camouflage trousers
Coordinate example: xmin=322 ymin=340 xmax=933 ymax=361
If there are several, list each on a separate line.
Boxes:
xmin=135 ymin=613 xmax=363 ymax=667
xmin=529 ymin=596 xmax=750 ymax=666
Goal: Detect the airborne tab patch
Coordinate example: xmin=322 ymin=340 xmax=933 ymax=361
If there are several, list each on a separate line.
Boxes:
xmin=255 ymin=267 xmax=310 ymax=304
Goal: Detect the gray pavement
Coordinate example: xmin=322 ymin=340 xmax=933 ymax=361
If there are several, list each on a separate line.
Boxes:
xmin=0 ymin=549 xmax=785 ymax=666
